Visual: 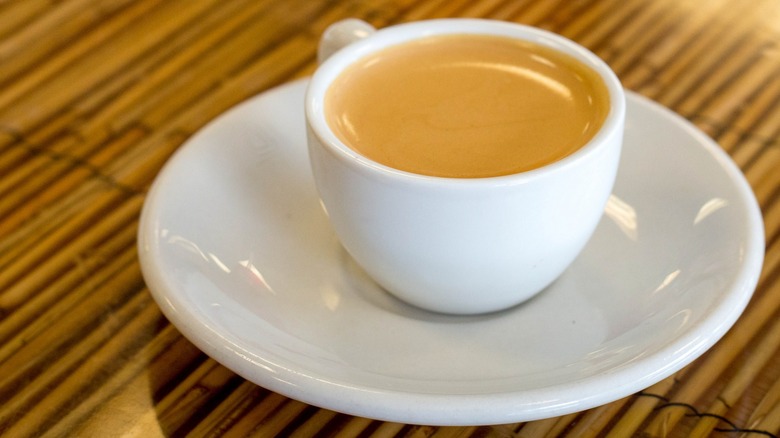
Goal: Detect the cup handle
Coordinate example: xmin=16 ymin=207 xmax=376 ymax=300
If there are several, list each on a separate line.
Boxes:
xmin=318 ymin=19 xmax=376 ymax=64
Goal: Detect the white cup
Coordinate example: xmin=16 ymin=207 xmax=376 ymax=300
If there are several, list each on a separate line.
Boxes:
xmin=306 ymin=19 xmax=625 ymax=314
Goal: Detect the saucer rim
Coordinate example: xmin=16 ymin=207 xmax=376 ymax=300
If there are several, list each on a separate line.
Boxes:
xmin=137 ymin=79 xmax=764 ymax=425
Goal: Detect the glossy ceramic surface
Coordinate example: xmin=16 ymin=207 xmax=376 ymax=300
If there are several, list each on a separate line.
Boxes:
xmin=306 ymin=19 xmax=626 ymax=314
xmin=138 ymin=79 xmax=764 ymax=425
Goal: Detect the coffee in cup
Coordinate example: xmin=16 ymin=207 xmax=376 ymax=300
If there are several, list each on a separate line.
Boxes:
xmin=325 ymin=34 xmax=610 ymax=178
xmin=306 ymin=19 xmax=625 ymax=314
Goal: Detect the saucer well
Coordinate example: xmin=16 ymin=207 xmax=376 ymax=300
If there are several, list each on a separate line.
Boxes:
xmin=138 ymin=79 xmax=764 ymax=425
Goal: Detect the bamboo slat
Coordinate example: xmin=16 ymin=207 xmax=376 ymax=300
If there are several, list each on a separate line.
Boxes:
xmin=75 ymin=0 xmax=273 ymax=139
xmin=474 ymin=0 xmax=538 ymax=22
xmin=0 ymin=0 xmax=222 ymax=135
xmin=59 ymin=335 xmax=205 ymax=437
xmin=647 ymin=0 xmax=765 ymax=108
xmin=0 ymin=0 xmax=51 ymax=41
xmin=2 ymin=291 xmax=158 ymax=437
xmin=685 ymin=316 xmax=780 ymax=436
xmin=1 ymin=0 xmax=779 ymax=437
xmin=37 ymin=317 xmax=183 ymax=437
xmin=0 ymin=0 xmax=165 ymax=115
xmin=619 ymin=0 xmax=743 ymax=96
xmin=719 ymin=74 xmax=780 ymax=154
xmin=0 ymin=193 xmax=142 ymax=310
xmin=184 ymin=378 xmax=263 ymax=435
xmin=0 ymin=224 xmax=138 ymax=359
xmin=565 ymin=1 xmax=646 ymax=54
xmin=2 ymin=0 xmax=139 ymax=77
xmin=289 ymin=409 xmax=343 ymax=438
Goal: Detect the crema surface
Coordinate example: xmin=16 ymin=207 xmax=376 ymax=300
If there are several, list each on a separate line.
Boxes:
xmin=326 ymin=34 xmax=610 ymax=178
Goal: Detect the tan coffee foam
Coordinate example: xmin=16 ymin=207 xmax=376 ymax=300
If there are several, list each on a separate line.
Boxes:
xmin=326 ymin=34 xmax=610 ymax=178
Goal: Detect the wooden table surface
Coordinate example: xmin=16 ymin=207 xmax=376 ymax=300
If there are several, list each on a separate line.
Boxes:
xmin=1 ymin=1 xmax=780 ymax=436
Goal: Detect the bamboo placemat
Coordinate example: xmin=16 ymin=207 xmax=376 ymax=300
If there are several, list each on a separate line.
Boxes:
xmin=1 ymin=0 xmax=779 ymax=436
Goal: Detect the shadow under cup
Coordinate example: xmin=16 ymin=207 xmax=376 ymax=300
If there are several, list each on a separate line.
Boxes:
xmin=306 ymin=19 xmax=626 ymax=315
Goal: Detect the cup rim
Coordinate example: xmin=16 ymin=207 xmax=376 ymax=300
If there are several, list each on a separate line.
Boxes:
xmin=306 ymin=18 xmax=626 ymax=186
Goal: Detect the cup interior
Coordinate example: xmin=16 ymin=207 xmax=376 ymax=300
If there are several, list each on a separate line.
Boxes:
xmin=306 ymin=19 xmax=626 ymax=183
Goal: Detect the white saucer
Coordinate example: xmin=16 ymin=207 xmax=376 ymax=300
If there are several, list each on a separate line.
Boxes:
xmin=138 ymin=79 xmax=764 ymax=425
